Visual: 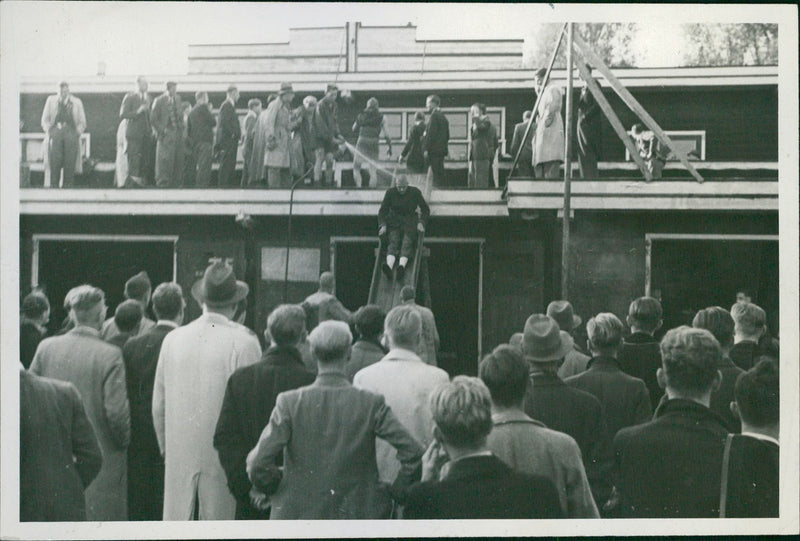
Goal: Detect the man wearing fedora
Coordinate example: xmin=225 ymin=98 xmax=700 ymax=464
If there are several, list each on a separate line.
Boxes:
xmin=548 ymin=300 xmax=591 ymax=379
xmin=521 ymin=314 xmax=613 ymax=509
xmin=262 ymin=83 xmax=296 ymax=188
xmin=153 ymin=261 xmax=261 ymax=520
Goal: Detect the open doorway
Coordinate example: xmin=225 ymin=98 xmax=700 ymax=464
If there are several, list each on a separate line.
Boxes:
xmin=32 ymin=235 xmax=176 ymax=335
xmin=332 ymin=237 xmax=483 ymax=377
xmin=647 ymin=234 xmax=779 ymax=337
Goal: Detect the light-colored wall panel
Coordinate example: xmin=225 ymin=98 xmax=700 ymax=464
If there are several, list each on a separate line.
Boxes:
xmin=356 ymin=55 xmax=522 ymax=72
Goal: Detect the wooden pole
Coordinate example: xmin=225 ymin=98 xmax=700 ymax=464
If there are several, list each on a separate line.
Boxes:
xmin=573 ymin=32 xmax=704 ymax=183
xmin=561 ymin=23 xmax=574 ymax=299
xmin=574 ymin=60 xmax=652 ymax=181
xmin=507 ymin=23 xmax=568 ymax=180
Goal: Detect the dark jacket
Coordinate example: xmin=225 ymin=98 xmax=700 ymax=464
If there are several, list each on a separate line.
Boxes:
xmin=151 ymin=92 xmax=183 ymax=137
xmin=122 ymin=323 xmax=174 ymax=520
xmin=423 ymin=108 xmax=449 ymax=157
xmin=214 ymin=345 xmax=315 ymax=519
xmin=510 ymin=120 xmax=533 ymax=163
xmin=729 ymin=340 xmax=759 ymax=371
xmin=401 ymin=122 xmax=426 ymax=173
xmin=119 ymin=91 xmax=152 ymax=140
xmin=404 ymin=454 xmax=564 ymax=519
xmin=524 ymin=371 xmax=613 ymax=505
xmin=711 ymin=355 xmax=744 ymax=432
xmin=313 ymin=98 xmax=340 ymax=145
xmin=612 ymin=398 xmax=730 ymax=518
xmin=577 ymin=87 xmax=601 ymax=134
xmin=566 ymin=356 xmax=652 ymax=439
xmin=20 ymin=320 xmax=45 ymax=370
xmin=20 ymin=370 xmax=102 ymax=521
xmin=187 ymin=103 xmax=216 ymax=144
xmin=378 ymin=186 xmax=430 ymax=228
xmin=217 ymin=100 xmax=241 ymax=148
xmin=725 ymin=435 xmax=779 ymax=517
xmin=618 ymin=332 xmax=664 ymax=409
xmin=344 ymin=338 xmax=387 ymax=381
xmin=469 ymin=115 xmax=498 ymax=161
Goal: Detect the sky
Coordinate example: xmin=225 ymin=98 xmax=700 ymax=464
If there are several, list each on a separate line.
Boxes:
xmin=0 ymin=2 xmax=782 ymax=77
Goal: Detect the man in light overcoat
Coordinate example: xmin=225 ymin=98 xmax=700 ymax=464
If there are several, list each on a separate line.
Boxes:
xmin=41 ymin=81 xmax=87 ymax=187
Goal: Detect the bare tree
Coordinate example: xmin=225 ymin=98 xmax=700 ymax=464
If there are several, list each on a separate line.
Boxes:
xmin=524 ymin=23 xmax=639 ymax=69
xmin=682 ymin=24 xmax=778 ymax=66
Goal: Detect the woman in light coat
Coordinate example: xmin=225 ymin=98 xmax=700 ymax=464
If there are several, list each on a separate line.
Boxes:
xmin=532 ymin=68 xmax=564 ymax=179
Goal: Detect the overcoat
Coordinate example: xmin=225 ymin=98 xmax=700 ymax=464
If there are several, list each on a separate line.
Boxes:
xmin=30 ymin=326 xmax=130 ymax=521
xmin=152 ymin=313 xmax=261 ymax=520
xmin=532 ymin=83 xmax=564 ymax=167
xmin=248 ymin=109 xmax=270 ymax=182
xmin=41 ymin=93 xmax=86 ymax=186
xmin=263 ymin=98 xmax=293 ymax=168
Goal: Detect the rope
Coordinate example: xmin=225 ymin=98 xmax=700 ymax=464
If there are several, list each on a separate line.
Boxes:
xmin=335 ymin=25 xmax=347 ymax=82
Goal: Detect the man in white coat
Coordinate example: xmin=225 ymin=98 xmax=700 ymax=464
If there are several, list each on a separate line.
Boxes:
xmin=532 ymin=68 xmax=564 ymax=179
xmin=41 ymin=81 xmax=87 ymax=188
xmin=353 ymin=304 xmax=449 ymax=483
xmin=153 ymin=261 xmax=261 ymax=520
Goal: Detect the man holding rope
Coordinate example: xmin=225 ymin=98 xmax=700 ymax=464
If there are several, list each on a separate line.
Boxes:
xmin=378 ymin=176 xmax=430 ymax=281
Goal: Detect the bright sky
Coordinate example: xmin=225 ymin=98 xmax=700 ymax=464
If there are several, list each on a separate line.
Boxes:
xmin=0 ymin=2 xmax=781 ymax=77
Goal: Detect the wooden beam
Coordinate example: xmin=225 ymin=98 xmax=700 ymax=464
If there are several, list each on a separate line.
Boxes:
xmin=574 ymin=60 xmax=652 ymax=181
xmin=573 ymin=32 xmax=704 ymax=183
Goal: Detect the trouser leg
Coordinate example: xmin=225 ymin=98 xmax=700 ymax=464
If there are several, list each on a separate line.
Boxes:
xmin=49 ymin=127 xmax=65 ymax=187
xmin=219 ymin=141 xmax=237 ymax=187
xmin=127 ymin=136 xmax=143 ymax=179
xmin=194 ymin=141 xmax=212 ymax=187
xmin=387 ymin=225 xmax=402 ymax=257
xmin=61 ymin=127 xmax=78 ymax=187
xmin=400 ymin=217 xmax=418 ymax=259
xmin=352 ymin=161 xmax=363 ymax=187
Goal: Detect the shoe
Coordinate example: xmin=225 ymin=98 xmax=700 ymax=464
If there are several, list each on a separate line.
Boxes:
xmin=382 ymin=262 xmax=392 ymax=279
xmin=397 ymin=265 xmax=405 ymax=280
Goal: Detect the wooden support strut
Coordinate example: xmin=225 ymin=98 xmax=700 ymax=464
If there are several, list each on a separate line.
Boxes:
xmin=572 ymin=32 xmax=704 ymax=183
xmin=574 ymin=61 xmax=652 ymax=181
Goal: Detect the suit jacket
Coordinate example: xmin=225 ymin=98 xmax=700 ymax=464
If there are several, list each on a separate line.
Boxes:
xmin=725 ymin=434 xmax=779 ymax=517
xmin=188 ymin=103 xmax=216 ymax=144
xmin=404 ymin=301 xmax=440 ymax=365
xmin=524 ymin=371 xmax=613 ymax=504
xmin=242 ymin=110 xmax=258 ymax=151
xmin=729 ymin=340 xmax=759 ymax=371
xmin=217 ymin=100 xmax=241 ymax=148
xmin=119 ymin=91 xmax=152 ymax=140
xmin=151 ymin=92 xmax=183 ymax=137
xmin=246 ymin=372 xmax=424 ymax=519
xmin=41 ymin=94 xmax=87 ymax=185
xmin=353 ymin=349 xmax=449 ymax=482
xmin=301 ymin=291 xmax=353 ymax=330
xmin=401 ymin=121 xmax=426 ymax=172
xmin=101 ymin=315 xmax=155 ymax=343
xmin=565 ymin=356 xmax=652 ymax=439
xmin=214 ymin=345 xmax=315 ymax=519
xmin=487 ymin=410 xmax=599 ymax=518
xmin=711 ymin=355 xmax=744 ymax=432
xmin=613 ymin=398 xmax=730 ymax=518
xmin=20 ymin=370 xmax=102 ymax=522
xmin=618 ymin=332 xmax=664 ymax=409
xmin=510 ymin=120 xmax=534 ymax=162
xmin=30 ymin=326 xmax=130 ymax=521
xmin=557 ymin=346 xmax=591 ymax=379
xmin=468 ymin=116 xmax=498 ymax=162
xmin=344 ymin=338 xmax=386 ymax=381
xmin=404 ymin=454 xmax=564 ymax=519
xmin=20 ymin=320 xmax=45 ymax=370
xmin=423 ymin=108 xmax=449 ymax=157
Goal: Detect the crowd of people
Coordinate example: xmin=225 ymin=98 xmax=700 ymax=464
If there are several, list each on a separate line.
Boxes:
xmin=40 ymin=66 xmax=668 ymax=190
xmin=19 ymin=256 xmax=780 ymax=521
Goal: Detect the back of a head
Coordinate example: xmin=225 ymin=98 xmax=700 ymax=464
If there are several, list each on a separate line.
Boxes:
xmin=319 ymin=271 xmax=335 ymax=292
xmin=479 ymin=345 xmax=529 ymax=408
xmin=400 ymin=286 xmax=416 ymax=303
xmin=659 ymin=326 xmax=721 ymax=395
xmin=384 ymin=304 xmax=422 ymax=350
xmin=692 ymin=306 xmax=735 ymax=349
xmin=308 ymin=320 xmax=352 ymax=364
xmin=68 ymin=285 xmax=105 ymax=325
xmin=267 ymin=304 xmax=307 ymax=347
xmin=587 ymin=312 xmax=624 ymax=352
xmin=21 ymin=291 xmax=50 ymax=320
xmin=114 ymin=299 xmax=143 ymax=333
xmin=125 ymin=271 xmax=152 ymax=304
xmin=354 ymin=304 xmax=385 ymax=340
xmin=628 ymin=296 xmax=663 ymax=333
xmin=735 ymin=358 xmax=779 ymax=428
xmin=248 ymin=98 xmax=262 ymax=110
xmin=730 ymin=301 xmax=766 ymax=338
xmin=508 ymin=332 xmax=524 ymax=350
xmin=366 ymin=97 xmax=379 ymax=111
xmin=429 ymin=376 xmax=492 ymax=448
xmin=152 ymin=282 xmax=184 ymax=321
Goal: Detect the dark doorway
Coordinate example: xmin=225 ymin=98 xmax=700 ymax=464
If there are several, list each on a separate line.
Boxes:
xmin=35 ymin=238 xmax=175 ymax=335
xmin=333 ymin=239 xmax=482 ymax=377
xmin=650 ymin=238 xmax=779 ymax=336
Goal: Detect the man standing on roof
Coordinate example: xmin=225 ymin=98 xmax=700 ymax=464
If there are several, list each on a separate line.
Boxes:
xmin=532 ymin=68 xmax=564 ymax=180
xmin=378 ymin=175 xmax=430 ymax=280
xmin=313 ymin=84 xmax=345 ymax=187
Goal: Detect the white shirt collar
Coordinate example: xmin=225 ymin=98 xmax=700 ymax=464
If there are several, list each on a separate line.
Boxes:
xmin=741 ymin=431 xmax=779 ymax=446
xmin=156 ymin=320 xmax=179 ymax=329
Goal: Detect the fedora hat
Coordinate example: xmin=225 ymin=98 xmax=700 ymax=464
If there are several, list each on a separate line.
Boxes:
xmin=546 ymin=300 xmax=581 ymax=332
xmin=278 ymin=82 xmax=294 ymax=96
xmin=191 ymin=261 xmax=249 ymax=308
xmin=523 ymin=314 xmax=574 ymax=363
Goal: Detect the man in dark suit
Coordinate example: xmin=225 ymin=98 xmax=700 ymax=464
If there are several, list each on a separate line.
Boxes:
xmin=403 ymin=376 xmax=563 ymax=519
xmin=521 ymin=314 xmax=613 ymax=507
xmin=729 ymin=301 xmax=770 ymax=370
xmin=216 ymin=85 xmax=241 ymax=187
xmin=214 ymin=304 xmax=315 ymax=519
xmin=509 ymin=110 xmax=534 ymax=178
xmin=119 ymin=76 xmax=154 ymax=186
xmin=121 ymin=282 xmax=184 ymax=520
xmin=106 ymin=300 xmax=143 ymax=350
xmin=566 ymin=313 xmax=651 ymax=440
xmin=20 ymin=290 xmax=50 ymax=369
xmin=151 ymin=81 xmax=184 ymax=188
xmin=725 ymin=358 xmax=778 ymax=517
xmin=612 ymin=326 xmax=730 ymax=518
xmin=618 ymin=296 xmax=664 ymax=407
xmin=422 ymin=94 xmax=449 ymax=187
xmin=188 ymin=91 xmax=216 ymax=188
xmin=20 ymin=368 xmax=102 ymax=521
